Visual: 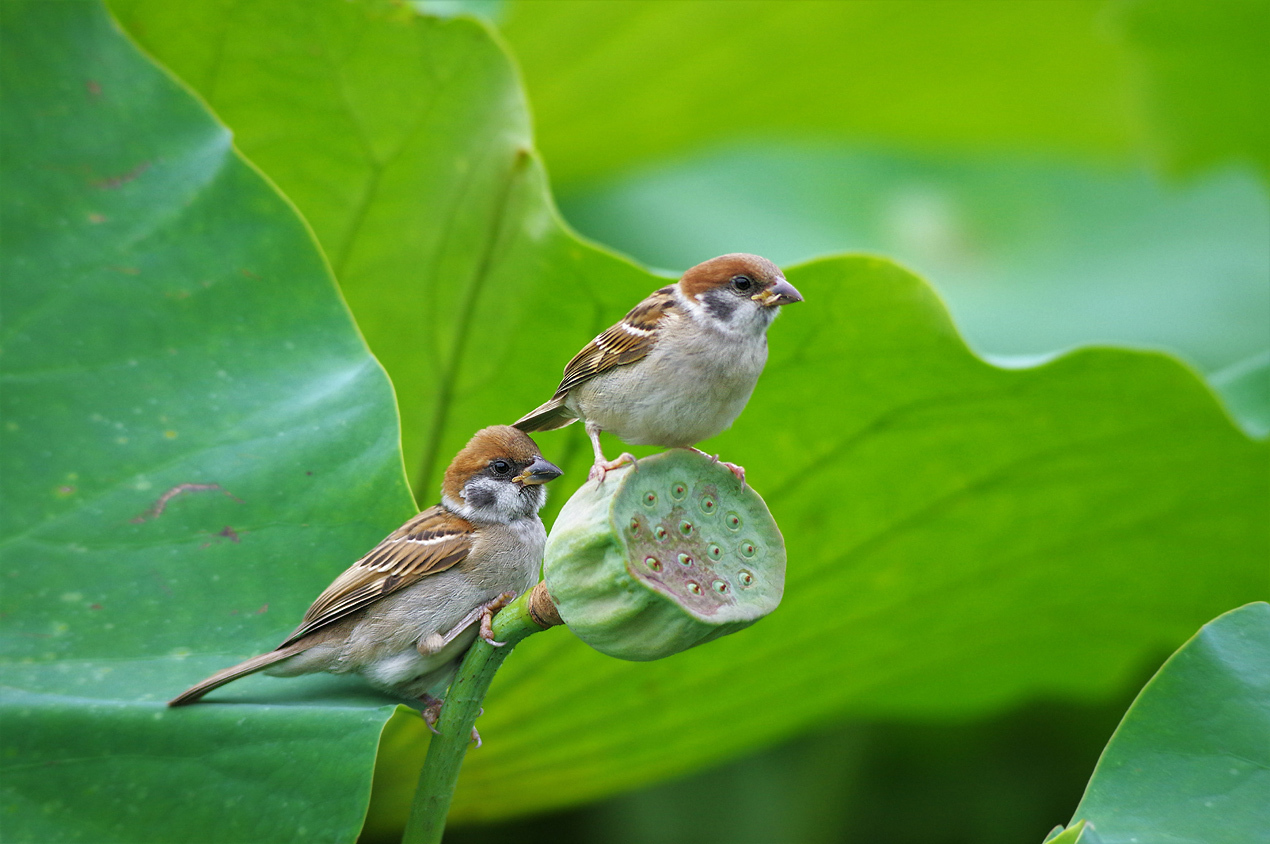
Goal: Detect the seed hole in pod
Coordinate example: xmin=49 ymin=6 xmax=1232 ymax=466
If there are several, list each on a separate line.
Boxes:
xmin=643 ymin=491 xmax=657 ymax=507
xmin=654 ymin=525 xmax=669 ymax=541
xmin=644 ymin=556 xmax=662 ymax=572
xmin=712 ymin=579 xmax=728 ymax=594
xmin=670 ymin=482 xmax=687 ymax=500
xmin=738 ymin=570 xmax=754 ymax=587
xmin=740 ymin=541 xmax=756 ymax=558
xmin=629 ymin=516 xmax=641 ymax=534
xmin=725 ymin=512 xmax=742 ymax=531
xmin=679 ymin=520 xmax=694 ymax=537
xmin=686 ymin=581 xmax=702 ymax=595
xmin=699 ymin=495 xmax=717 ymax=514
xmin=707 ymin=544 xmax=723 ymax=561
xmin=677 ymin=552 xmax=693 ymax=567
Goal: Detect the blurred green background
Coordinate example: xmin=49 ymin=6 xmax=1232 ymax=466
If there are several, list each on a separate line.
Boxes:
xmin=2 ymin=1 xmax=1266 ymax=843
xmin=498 ymin=0 xmax=1269 ymax=392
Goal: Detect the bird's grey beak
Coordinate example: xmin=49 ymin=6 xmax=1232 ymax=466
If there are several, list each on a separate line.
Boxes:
xmin=513 ymin=457 xmax=564 ymax=486
xmin=752 ymin=277 xmax=803 ymax=307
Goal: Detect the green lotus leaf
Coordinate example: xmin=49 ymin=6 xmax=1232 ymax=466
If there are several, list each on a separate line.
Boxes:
xmin=0 ymin=3 xmax=413 ymax=841
xmin=1066 ymin=602 xmax=1270 ymax=844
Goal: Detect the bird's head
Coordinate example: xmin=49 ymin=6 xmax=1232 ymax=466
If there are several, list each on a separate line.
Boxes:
xmin=442 ymin=426 xmax=563 ymax=523
xmin=677 ymin=253 xmax=803 ymax=334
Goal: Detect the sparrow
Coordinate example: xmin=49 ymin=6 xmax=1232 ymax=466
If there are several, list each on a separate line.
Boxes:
xmin=514 ymin=253 xmax=802 ymax=483
xmin=168 ymin=426 xmax=562 ymax=738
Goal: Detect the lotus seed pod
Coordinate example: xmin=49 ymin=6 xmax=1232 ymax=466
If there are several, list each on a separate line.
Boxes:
xmin=542 ymin=450 xmax=785 ymax=661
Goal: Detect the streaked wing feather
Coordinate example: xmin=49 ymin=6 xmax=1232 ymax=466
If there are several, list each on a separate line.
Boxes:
xmin=553 ymin=287 xmax=678 ymax=396
xmin=279 ymin=506 xmax=474 ymax=647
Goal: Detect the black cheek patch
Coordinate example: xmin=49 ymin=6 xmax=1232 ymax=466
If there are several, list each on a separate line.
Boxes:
xmin=465 ymin=486 xmax=497 ymax=509
xmin=702 ymin=290 xmax=738 ymax=321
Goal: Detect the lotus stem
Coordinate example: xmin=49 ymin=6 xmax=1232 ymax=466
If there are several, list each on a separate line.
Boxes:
xmin=401 ymin=582 xmax=559 ymax=844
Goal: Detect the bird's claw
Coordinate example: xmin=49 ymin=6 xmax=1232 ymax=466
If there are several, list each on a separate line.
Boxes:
xmin=588 ymin=452 xmax=638 ymax=484
xmin=719 ymin=460 xmax=746 ymax=488
xmin=420 ymin=693 xmax=444 ymax=735
xmin=479 ymin=591 xmax=517 ymax=647
xmin=420 ymin=695 xmax=485 ymax=747
xmin=687 ymin=447 xmax=747 ymax=488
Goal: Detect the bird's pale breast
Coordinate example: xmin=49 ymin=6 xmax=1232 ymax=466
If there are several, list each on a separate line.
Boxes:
xmin=573 ymin=319 xmax=768 ymax=447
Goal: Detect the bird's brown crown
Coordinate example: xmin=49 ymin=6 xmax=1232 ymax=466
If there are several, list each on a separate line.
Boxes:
xmin=678 ymin=253 xmax=784 ymax=300
xmin=442 ymin=425 xmax=544 ymax=500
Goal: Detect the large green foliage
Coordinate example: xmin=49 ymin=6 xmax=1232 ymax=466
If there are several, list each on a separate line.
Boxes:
xmin=0 ymin=3 xmax=412 ymax=841
xmin=1060 ymin=603 xmax=1270 ymax=843
xmin=110 ymin=0 xmax=653 ymax=496
xmin=2 ymin=2 xmax=1266 ymax=842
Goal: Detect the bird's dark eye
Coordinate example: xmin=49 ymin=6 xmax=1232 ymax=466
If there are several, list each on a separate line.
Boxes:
xmin=490 ymin=460 xmax=512 ymax=476
xmin=730 ymin=275 xmax=753 ymax=293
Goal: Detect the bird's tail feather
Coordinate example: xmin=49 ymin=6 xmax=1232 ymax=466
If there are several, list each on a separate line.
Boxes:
xmin=168 ymin=641 xmax=311 ymax=707
xmin=513 ymin=398 xmax=577 ymax=432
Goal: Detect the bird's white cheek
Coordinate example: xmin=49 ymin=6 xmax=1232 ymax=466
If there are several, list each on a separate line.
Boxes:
xmin=460 ymin=476 xmax=539 ymax=522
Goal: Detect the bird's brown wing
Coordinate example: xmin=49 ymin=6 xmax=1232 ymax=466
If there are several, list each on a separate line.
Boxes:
xmin=552 ymin=286 xmax=679 ymax=396
xmin=278 ymin=506 xmax=475 ymax=647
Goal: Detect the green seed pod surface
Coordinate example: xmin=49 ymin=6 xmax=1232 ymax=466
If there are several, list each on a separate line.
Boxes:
xmin=543 ymin=450 xmax=785 ymax=661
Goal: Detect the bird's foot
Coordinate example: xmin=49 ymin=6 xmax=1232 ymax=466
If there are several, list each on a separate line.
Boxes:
xmin=419 ymin=695 xmax=485 ymax=747
xmin=420 ymin=693 xmax=444 ymax=735
xmin=719 ymin=460 xmax=746 ymax=487
xmin=588 ymin=452 xmax=638 ymax=484
xmin=478 ymin=591 xmax=518 ymax=647
xmin=687 ymin=447 xmax=746 ymax=488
